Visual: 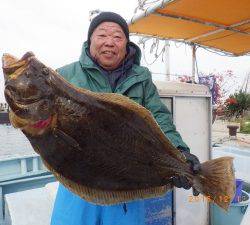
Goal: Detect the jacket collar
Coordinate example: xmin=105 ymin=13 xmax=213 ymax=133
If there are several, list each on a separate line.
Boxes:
xmin=78 ymin=41 xmax=148 ymax=94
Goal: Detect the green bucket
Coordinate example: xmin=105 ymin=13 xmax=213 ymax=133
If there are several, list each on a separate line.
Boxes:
xmin=211 ymin=190 xmax=249 ymax=225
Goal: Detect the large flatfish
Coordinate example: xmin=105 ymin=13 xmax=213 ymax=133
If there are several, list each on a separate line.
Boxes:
xmin=2 ymin=52 xmax=235 ymax=210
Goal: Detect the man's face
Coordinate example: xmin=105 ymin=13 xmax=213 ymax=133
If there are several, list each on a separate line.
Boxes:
xmin=90 ymin=22 xmax=127 ymax=71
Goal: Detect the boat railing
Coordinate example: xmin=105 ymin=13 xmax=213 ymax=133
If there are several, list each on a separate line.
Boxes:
xmin=0 ymin=154 xmax=55 ymax=223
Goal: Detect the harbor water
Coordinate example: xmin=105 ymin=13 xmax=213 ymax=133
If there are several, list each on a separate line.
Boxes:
xmin=0 ymin=124 xmax=34 ymax=159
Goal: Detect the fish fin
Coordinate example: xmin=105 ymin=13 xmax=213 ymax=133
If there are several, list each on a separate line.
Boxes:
xmin=52 ymin=128 xmax=82 ymax=151
xmin=193 ymin=156 xmax=235 ymax=211
xmin=2 ymin=53 xmax=26 ymax=79
xmin=43 ymin=159 xmax=171 ymax=205
xmin=2 ymin=53 xmax=19 ymax=68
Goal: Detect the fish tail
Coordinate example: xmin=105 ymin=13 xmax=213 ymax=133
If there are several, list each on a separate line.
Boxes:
xmin=193 ymin=156 xmax=235 ymax=210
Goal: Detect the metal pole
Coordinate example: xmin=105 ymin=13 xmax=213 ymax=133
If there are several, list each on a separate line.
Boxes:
xmin=192 ymin=45 xmax=196 ymax=82
xmin=128 ymin=0 xmax=175 ymax=25
xmin=165 ymin=40 xmax=170 ymax=81
xmin=245 ymin=73 xmax=250 ymax=93
xmin=0 ymin=186 xmax=3 ymax=221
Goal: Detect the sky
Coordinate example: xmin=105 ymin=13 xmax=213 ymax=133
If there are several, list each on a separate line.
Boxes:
xmin=0 ymin=0 xmax=249 ymax=102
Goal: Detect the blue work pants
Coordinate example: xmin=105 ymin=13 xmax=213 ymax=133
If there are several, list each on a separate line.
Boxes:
xmin=51 ymin=184 xmax=146 ymax=225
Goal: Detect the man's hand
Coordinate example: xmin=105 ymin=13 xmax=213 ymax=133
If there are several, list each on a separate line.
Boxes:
xmin=172 ymin=150 xmax=201 ymax=196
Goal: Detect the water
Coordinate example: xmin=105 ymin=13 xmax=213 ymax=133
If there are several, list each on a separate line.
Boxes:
xmin=0 ymin=124 xmax=34 ymax=159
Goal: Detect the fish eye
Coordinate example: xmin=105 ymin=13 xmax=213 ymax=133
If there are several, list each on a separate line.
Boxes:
xmin=42 ymin=67 xmax=49 ymax=75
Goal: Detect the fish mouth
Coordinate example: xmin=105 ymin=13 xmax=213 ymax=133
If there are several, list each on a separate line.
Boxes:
xmin=4 ymin=88 xmax=41 ymax=109
xmin=14 ymin=95 xmax=42 ymax=106
xmin=5 ymin=88 xmax=52 ymax=123
xmin=14 ymin=99 xmax=42 ymax=109
xmin=8 ymin=97 xmax=48 ymax=113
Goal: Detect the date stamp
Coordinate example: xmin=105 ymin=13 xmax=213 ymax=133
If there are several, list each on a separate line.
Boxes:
xmin=188 ymin=195 xmax=233 ymax=203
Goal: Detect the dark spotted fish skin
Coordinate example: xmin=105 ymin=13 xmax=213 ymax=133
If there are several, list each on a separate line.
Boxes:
xmin=26 ymin=94 xmax=187 ymax=191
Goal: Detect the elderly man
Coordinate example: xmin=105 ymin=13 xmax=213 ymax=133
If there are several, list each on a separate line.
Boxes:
xmin=50 ymin=11 xmax=200 ymax=225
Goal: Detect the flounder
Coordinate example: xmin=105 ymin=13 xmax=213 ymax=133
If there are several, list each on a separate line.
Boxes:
xmin=2 ymin=52 xmax=235 ymax=210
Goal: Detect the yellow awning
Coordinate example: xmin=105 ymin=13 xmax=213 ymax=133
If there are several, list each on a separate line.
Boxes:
xmin=129 ymin=0 xmax=250 ymax=56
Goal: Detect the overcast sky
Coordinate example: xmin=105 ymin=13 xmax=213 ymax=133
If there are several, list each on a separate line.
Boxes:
xmin=1 ymin=0 xmax=249 ymax=102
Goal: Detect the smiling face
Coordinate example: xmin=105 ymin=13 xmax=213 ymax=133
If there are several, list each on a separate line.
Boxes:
xmin=89 ymin=22 xmax=127 ymax=71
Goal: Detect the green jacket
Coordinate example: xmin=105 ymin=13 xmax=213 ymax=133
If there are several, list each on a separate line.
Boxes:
xmin=57 ymin=42 xmax=189 ymax=150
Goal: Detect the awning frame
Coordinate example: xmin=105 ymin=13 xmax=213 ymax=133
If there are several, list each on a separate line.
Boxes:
xmin=130 ymin=33 xmax=250 ymax=57
xmin=153 ymin=12 xmax=250 ymax=36
xmin=128 ymin=0 xmax=250 ymax=56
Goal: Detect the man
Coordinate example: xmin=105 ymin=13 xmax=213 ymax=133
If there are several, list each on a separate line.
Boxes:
xmin=51 ymin=12 xmax=200 ymax=225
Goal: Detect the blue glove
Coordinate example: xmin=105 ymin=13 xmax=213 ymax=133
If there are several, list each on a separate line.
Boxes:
xmin=172 ymin=149 xmax=201 ymax=196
